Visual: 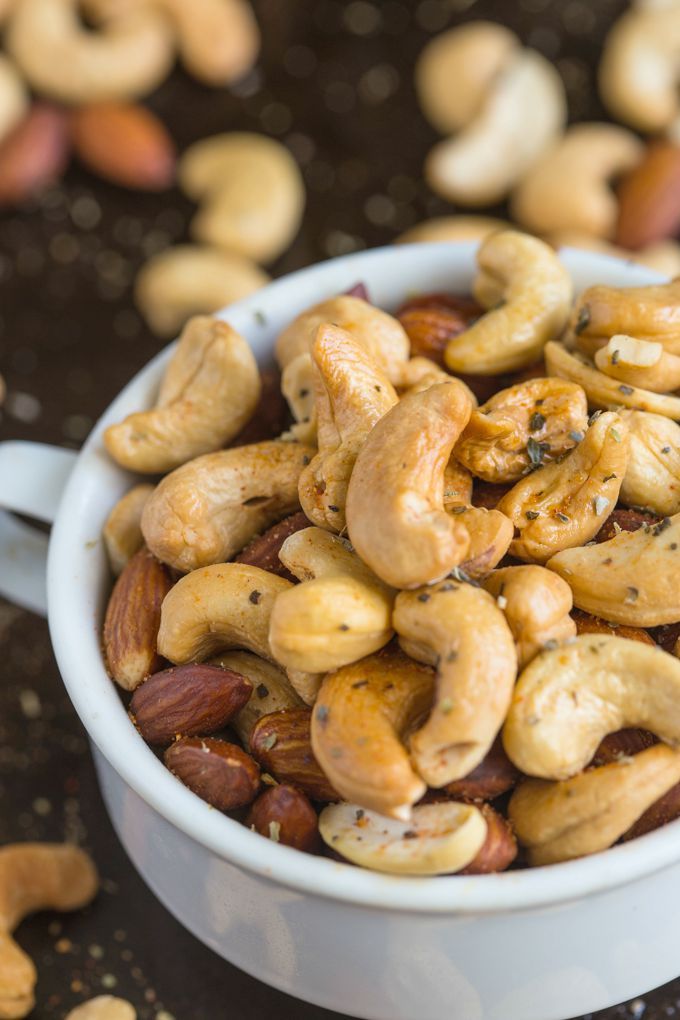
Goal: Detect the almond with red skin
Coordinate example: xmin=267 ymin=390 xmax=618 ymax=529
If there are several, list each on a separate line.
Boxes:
xmin=71 ymin=102 xmax=175 ymax=191
xmin=442 ymin=737 xmax=519 ymax=801
xmin=235 ymin=511 xmax=310 ymax=580
xmin=0 ymin=104 xmax=70 ymax=207
xmin=397 ymin=296 xmax=481 ymax=368
xmin=623 ymin=780 xmax=680 ymax=840
xmin=130 ymin=664 xmax=252 ymax=746
xmin=165 ymin=737 xmax=260 ymax=810
xmin=227 ymin=368 xmax=291 ymax=446
xmin=616 ymin=142 xmax=680 ymax=250
xmin=650 ymin=621 xmax=680 ymax=655
xmin=246 ymin=783 xmax=320 ymax=851
xmin=572 ymin=609 xmax=656 ymax=646
xmin=591 ymin=728 xmax=657 ymax=767
xmin=459 ymin=804 xmax=517 ymax=875
xmin=595 ymin=507 xmax=659 ymax=543
xmin=103 ymin=546 xmax=173 ymax=691
xmin=250 ymin=709 xmax=337 ymax=802
xmin=344 ymin=282 xmax=370 ymax=300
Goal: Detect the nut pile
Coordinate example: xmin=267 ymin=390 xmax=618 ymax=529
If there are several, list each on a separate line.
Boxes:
xmin=100 ymin=228 xmax=680 ymax=877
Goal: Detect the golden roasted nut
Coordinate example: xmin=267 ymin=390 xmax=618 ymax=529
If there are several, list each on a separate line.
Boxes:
xmin=619 ymin=410 xmax=680 ymax=516
xmin=454 ymin=505 xmax=513 ymax=579
xmin=280 ymin=351 xmax=317 ymax=443
xmin=210 ymin=650 xmax=304 ymax=749
xmin=102 ymin=484 xmax=154 ymax=575
xmin=594 ymin=335 xmax=680 ymax=394
xmin=568 ymin=280 xmax=680 ymax=357
xmin=482 ymin=564 xmax=576 ymax=666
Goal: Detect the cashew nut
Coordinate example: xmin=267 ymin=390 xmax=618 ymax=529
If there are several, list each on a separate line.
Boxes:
xmin=594 ymin=335 xmax=680 ymax=393
xmin=454 ymin=377 xmax=589 ymax=484
xmin=509 ymin=744 xmax=680 ymax=866
xmin=497 ymin=411 xmax=629 ymax=564
xmin=269 ymin=527 xmax=395 ymax=674
xmin=0 ymin=56 xmax=27 ymax=148
xmin=503 ymin=634 xmax=680 ymax=779
xmin=618 ymin=410 xmax=680 ymax=516
xmin=66 ymin=999 xmax=135 ymax=1020
xmin=280 ymin=352 xmax=317 ymax=443
xmin=0 ymin=843 xmax=98 ymax=1019
xmin=346 ymin=382 xmax=474 ymax=589
xmin=157 ymin=562 xmax=291 ymax=664
xmin=141 ymin=440 xmax=314 ymax=572
xmin=395 ymin=215 xmax=510 ymax=246
xmin=104 ymin=316 xmax=261 ymax=474
xmin=179 ymin=133 xmax=305 ymax=264
xmin=511 ymin=124 xmax=643 ymax=238
xmin=425 ymin=50 xmax=566 ymax=207
xmin=551 ymin=232 xmax=680 ymax=278
xmin=6 ymin=0 xmax=174 ymax=103
xmin=210 ymin=650 xmax=303 ymax=748
xmin=454 ymin=505 xmax=513 ymax=579
xmin=311 ymin=648 xmax=434 ymax=820
xmin=394 ymin=580 xmax=517 ymax=786
xmin=319 ymin=800 xmax=487 ymax=876
xmin=547 ymin=512 xmax=680 ymax=626
xmin=134 ymin=245 xmax=269 ymax=338
xmin=298 ymin=325 xmax=398 ymax=533
xmin=103 ymin=483 xmax=154 ymax=575
xmin=568 ymin=280 xmax=680 ymax=357
xmin=442 ymin=458 xmax=474 ymax=509
xmin=444 ymin=231 xmax=573 ymax=376
xmin=482 ymin=565 xmax=576 ymax=667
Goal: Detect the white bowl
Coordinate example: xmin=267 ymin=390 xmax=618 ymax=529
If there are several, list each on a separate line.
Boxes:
xmin=1 ymin=242 xmax=678 ymax=1020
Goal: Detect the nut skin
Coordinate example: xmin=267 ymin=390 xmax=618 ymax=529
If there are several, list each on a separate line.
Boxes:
xmin=235 ymin=511 xmax=310 ymax=581
xmin=624 ymin=779 xmax=680 ymax=841
xmin=0 ymin=103 xmax=70 ymax=207
xmin=595 ymin=506 xmax=659 ymax=543
xmin=616 ymin=142 xmax=680 ymax=251
xmin=441 ymin=736 xmax=519 ymax=801
xmin=651 ymin=621 xmax=680 ymax=656
xmin=572 ymin=608 xmax=656 ymax=647
xmin=103 ymin=546 xmax=173 ymax=691
xmin=164 ymin=737 xmax=260 ymax=810
xmin=129 ymin=664 xmax=253 ymax=746
xmin=459 ymin=803 xmax=518 ymax=874
xmin=246 ymin=784 xmax=320 ymax=852
xmin=70 ymin=101 xmax=175 ymax=191
xmin=591 ymin=727 xmax=657 ymax=767
xmin=250 ymin=709 xmax=337 ymax=802
xmin=227 ymin=368 xmax=291 ymax=447
xmin=397 ymin=293 xmax=482 ymax=367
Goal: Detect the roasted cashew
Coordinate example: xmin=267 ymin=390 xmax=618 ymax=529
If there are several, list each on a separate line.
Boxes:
xmin=346 ymin=382 xmax=473 ymax=589
xmin=311 ymin=648 xmax=434 ymax=820
xmin=210 ymin=650 xmax=303 ymax=748
xmin=510 ymin=124 xmax=643 ymax=238
xmin=104 ymin=316 xmax=261 ymax=474
xmin=157 ymin=562 xmax=291 ymax=664
xmin=103 ymin=483 xmax=154 ymax=575
xmin=551 ymin=232 xmax=680 ymax=278
xmin=280 ymin=352 xmax=317 ymax=443
xmin=0 ymin=56 xmax=27 ymax=148
xmin=425 ymin=49 xmax=566 ymax=207
xmin=319 ymin=800 xmax=487 ymax=876
xmin=444 ymin=231 xmax=572 ymax=376
xmin=509 ymin=745 xmax=680 ymax=866
xmin=0 ymin=843 xmax=98 ymax=1019
xmin=545 ymin=341 xmax=680 ymax=420
xmin=547 ymin=512 xmax=680 ymax=626
xmin=594 ymin=335 xmax=680 ymax=393
xmin=454 ymin=377 xmax=589 ymax=484
xmin=618 ymin=410 xmax=680 ymax=516
xmin=482 ymin=565 xmax=576 ymax=667
xmin=396 ymin=215 xmax=510 ymax=245
xmin=454 ymin=506 xmax=513 ymax=579
xmin=497 ymin=411 xmax=629 ymax=564
xmin=134 ymin=245 xmax=269 ymax=338
xmin=442 ymin=458 xmax=474 ymax=509
xmin=568 ymin=280 xmax=680 ymax=357
xmin=179 ymin=133 xmax=305 ymax=264
xmin=142 ymin=440 xmax=314 ymax=572
xmin=269 ymin=527 xmax=395 ymax=674
xmin=298 ymin=325 xmax=398 ymax=533
xmin=503 ymin=634 xmax=680 ymax=779
xmin=6 ymin=0 xmax=174 ymax=104
xmin=66 ymin=998 xmax=135 ymax=1020
xmin=394 ymin=580 xmax=517 ymax=787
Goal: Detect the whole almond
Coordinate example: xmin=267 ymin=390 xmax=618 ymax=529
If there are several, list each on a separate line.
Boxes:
xmin=442 ymin=737 xmax=519 ymax=801
xmin=250 ymin=709 xmax=337 ymax=802
xmin=460 ymin=803 xmax=517 ymax=875
xmin=0 ymin=104 xmax=70 ymax=207
xmin=130 ymin=664 xmax=252 ymax=746
xmin=397 ymin=293 xmax=482 ymax=367
xmin=246 ymin=783 xmax=320 ymax=851
xmin=235 ymin=511 xmax=310 ymax=580
xmin=103 ymin=546 xmax=173 ymax=691
xmin=71 ymin=102 xmax=175 ymax=191
xmin=617 ymin=143 xmax=680 ymax=250
xmin=165 ymin=737 xmax=260 ymax=810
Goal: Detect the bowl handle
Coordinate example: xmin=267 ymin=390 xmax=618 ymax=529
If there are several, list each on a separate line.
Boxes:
xmin=0 ymin=441 xmax=78 ymax=616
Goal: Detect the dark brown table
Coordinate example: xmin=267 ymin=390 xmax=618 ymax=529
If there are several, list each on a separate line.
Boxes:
xmin=0 ymin=0 xmax=672 ymax=1016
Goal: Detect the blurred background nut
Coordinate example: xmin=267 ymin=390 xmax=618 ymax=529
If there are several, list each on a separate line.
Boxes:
xmin=0 ymin=53 xmax=27 ymax=145
xmin=164 ymin=736 xmax=261 ymax=810
xmin=395 ymin=215 xmax=510 ymax=246
xmin=102 ymin=483 xmax=153 ymax=575
xmin=246 ymin=784 xmax=320 ymax=853
xmin=65 ymin=997 xmax=136 ymax=1020
xmin=551 ymin=232 xmax=680 ymax=278
xmin=0 ymin=103 xmax=70 ymax=208
xmin=616 ymin=141 xmax=680 ymax=251
xmin=70 ymin=101 xmax=176 ymax=191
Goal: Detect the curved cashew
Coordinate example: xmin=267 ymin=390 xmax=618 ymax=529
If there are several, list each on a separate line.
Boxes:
xmin=66 ymin=998 xmax=135 ymax=1020
xmin=346 ymin=382 xmax=473 ymax=589
xmin=547 ymin=512 xmax=680 ymax=626
xmin=497 ymin=411 xmax=629 ymax=564
xmin=319 ymin=800 xmax=487 ymax=876
xmin=568 ymin=280 xmax=680 ymax=357
xmin=618 ymin=410 xmax=680 ymax=516
xmin=444 ymin=231 xmax=572 ymax=376
xmin=455 ymin=377 xmax=589 ymax=484
xmin=551 ymin=232 xmax=680 ymax=278
xmin=280 ymin=352 xmax=317 ymax=443
xmin=311 ymin=648 xmax=434 ymax=820
xmin=103 ymin=484 xmax=154 ymax=575
xmin=394 ymin=580 xmax=517 ymax=786
xmin=210 ymin=650 xmax=304 ymax=748
xmin=545 ymin=341 xmax=680 ymax=420
xmin=134 ymin=245 xmax=269 ymax=338
xmin=298 ymin=325 xmax=398 ymax=533
xmin=503 ymin=634 xmax=680 ymax=779
xmin=141 ymin=440 xmax=313 ymax=572
xmin=594 ymin=335 xmax=680 ymax=393
xmin=6 ymin=0 xmax=174 ymax=104
xmin=0 ymin=843 xmax=98 ymax=1019
xmin=269 ymin=527 xmax=395 ymax=674
xmin=0 ymin=55 xmax=27 ymax=147
xmin=104 ymin=316 xmax=261 ymax=473
xmin=454 ymin=505 xmax=513 ymax=579
xmin=157 ymin=562 xmax=291 ymax=664
xmin=510 ymin=124 xmax=643 ymax=238
xmin=395 ymin=215 xmax=510 ymax=246
xmin=509 ymin=745 xmax=680 ymax=866
xmin=482 ymin=565 xmax=576 ymax=667
xmin=425 ymin=50 xmax=566 ymax=207
xmin=179 ymin=133 xmax=305 ymax=264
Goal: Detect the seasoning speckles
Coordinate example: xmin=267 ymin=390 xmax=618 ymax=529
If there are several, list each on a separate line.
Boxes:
xmin=249 ymin=590 xmax=262 ymax=605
